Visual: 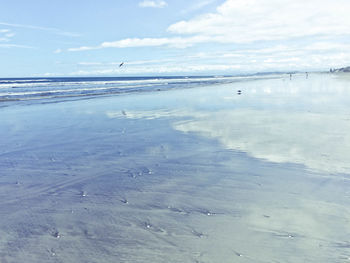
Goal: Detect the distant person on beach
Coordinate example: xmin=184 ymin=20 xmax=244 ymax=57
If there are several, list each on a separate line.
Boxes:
xmin=306 ymin=72 xmax=308 ymax=79
xmin=290 ymin=73 xmax=292 ymax=80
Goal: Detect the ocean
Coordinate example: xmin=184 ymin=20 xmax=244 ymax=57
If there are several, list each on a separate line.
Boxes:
xmin=0 ymin=75 xmax=279 ymax=104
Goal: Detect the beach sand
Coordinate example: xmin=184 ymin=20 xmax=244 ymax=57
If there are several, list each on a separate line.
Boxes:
xmin=0 ymin=73 xmax=349 ymax=262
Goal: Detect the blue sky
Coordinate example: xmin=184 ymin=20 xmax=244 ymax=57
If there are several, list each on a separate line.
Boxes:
xmin=0 ymin=0 xmax=350 ymax=77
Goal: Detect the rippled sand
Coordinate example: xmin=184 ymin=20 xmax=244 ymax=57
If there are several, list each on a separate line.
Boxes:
xmin=0 ymin=73 xmax=349 ymax=262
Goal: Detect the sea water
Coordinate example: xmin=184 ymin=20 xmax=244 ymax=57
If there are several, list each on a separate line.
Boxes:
xmin=0 ymin=75 xmax=277 ymax=104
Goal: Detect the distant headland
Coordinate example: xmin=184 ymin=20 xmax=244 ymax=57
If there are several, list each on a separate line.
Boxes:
xmin=330 ymin=66 xmax=350 ymax=73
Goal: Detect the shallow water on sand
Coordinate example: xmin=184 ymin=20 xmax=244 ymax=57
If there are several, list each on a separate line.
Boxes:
xmin=0 ymin=73 xmax=349 ymax=262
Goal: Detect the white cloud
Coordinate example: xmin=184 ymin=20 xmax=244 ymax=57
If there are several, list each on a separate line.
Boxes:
xmin=67 ymin=46 xmax=94 ymax=52
xmin=69 ymin=41 xmax=350 ymax=75
xmin=68 ymin=38 xmax=350 ymax=75
xmin=0 ymin=44 xmax=34 ymax=49
xmin=78 ymin=62 xmax=103 ymax=66
xmin=76 ymin=60 xmax=169 ymax=66
xmin=0 ymin=22 xmax=80 ymax=37
xmin=0 ymin=29 xmax=15 ymax=42
xmin=5 ymin=32 xmax=15 ymax=38
xmin=41 ymin=72 xmax=61 ymax=77
xmin=100 ymin=37 xmax=177 ymax=48
xmin=69 ymin=63 xmax=242 ymax=76
xmin=139 ymin=0 xmax=167 ymax=8
xmin=180 ymin=0 xmax=216 ymax=14
xmin=168 ymin=0 xmax=350 ymax=42
xmin=67 ymin=0 xmax=350 ymax=72
xmin=68 ymin=36 xmax=213 ymax=51
xmin=69 ymin=0 xmax=350 ymax=51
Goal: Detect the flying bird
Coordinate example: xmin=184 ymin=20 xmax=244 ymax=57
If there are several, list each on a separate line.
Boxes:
xmin=119 ymin=62 xmax=124 ymax=67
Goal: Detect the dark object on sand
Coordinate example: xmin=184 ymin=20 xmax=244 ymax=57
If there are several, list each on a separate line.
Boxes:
xmin=120 ymin=198 xmax=129 ymax=204
xmin=237 ymin=90 xmax=242 ymax=95
xmin=119 ymin=62 xmax=124 ymax=67
xmin=52 ymin=231 xmax=61 ymax=238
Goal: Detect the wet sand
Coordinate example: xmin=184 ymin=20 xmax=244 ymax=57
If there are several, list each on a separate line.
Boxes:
xmin=0 ymin=73 xmax=349 ymax=262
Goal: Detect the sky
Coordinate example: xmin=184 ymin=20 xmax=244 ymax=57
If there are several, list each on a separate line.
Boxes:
xmin=0 ymin=0 xmax=350 ymax=77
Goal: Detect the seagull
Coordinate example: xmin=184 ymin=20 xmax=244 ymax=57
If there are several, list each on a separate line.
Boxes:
xmin=119 ymin=62 xmax=124 ymax=67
